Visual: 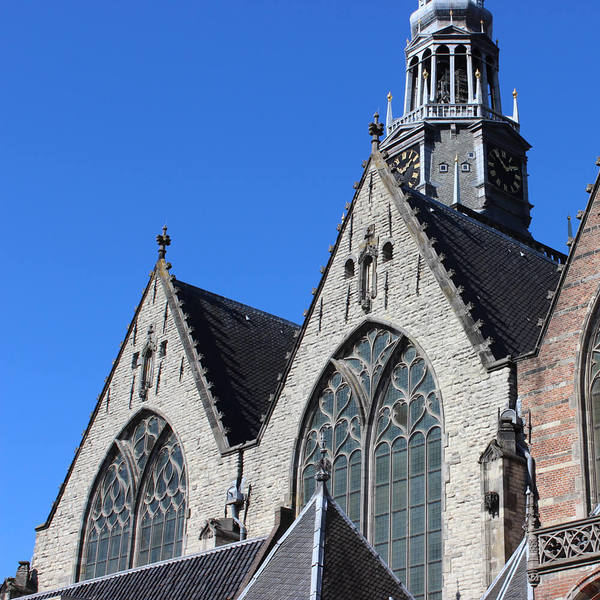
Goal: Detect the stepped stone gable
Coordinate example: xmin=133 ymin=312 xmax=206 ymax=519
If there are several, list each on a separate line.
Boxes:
xmin=247 ymin=154 xmax=519 ymax=598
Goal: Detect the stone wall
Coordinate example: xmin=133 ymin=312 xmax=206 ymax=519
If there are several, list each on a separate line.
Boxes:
xmin=31 ymin=156 xmax=516 ymax=600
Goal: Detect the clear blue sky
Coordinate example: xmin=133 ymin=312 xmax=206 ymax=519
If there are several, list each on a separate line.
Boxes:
xmin=1 ymin=0 xmax=598 ymax=580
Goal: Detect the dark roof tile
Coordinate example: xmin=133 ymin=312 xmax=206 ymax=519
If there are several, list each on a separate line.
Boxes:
xmin=172 ymin=281 xmax=299 ymax=446
xmin=405 ymin=194 xmax=562 ymax=358
xmin=22 ymin=538 xmax=265 ymax=600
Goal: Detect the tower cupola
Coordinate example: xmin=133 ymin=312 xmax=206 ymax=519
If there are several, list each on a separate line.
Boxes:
xmin=410 ymin=0 xmax=493 ymax=38
xmin=381 ymin=0 xmax=534 ymax=237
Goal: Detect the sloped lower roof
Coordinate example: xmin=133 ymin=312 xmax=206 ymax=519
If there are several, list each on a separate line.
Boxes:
xmin=172 ymin=280 xmax=299 ymax=446
xmin=405 ymin=193 xmax=563 ymax=359
xmin=481 ymin=537 xmax=528 ymax=600
xmin=238 ymin=483 xmax=412 ymax=600
xmin=21 ymin=538 xmax=266 ymax=600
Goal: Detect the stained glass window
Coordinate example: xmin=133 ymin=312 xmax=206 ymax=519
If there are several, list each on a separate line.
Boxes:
xmin=80 ymin=413 xmax=187 ymax=580
xmin=299 ymin=327 xmax=443 ymax=600
xmin=373 ymin=343 xmax=442 ymax=600
xmin=301 ymin=371 xmax=362 ymax=525
xmin=137 ymin=432 xmax=186 ymax=566
xmin=82 ymin=452 xmax=133 ymax=580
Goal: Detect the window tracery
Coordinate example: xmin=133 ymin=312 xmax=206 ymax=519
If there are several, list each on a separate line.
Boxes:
xmin=586 ymin=319 xmax=600 ymax=505
xmin=80 ymin=413 xmax=187 ymax=580
xmin=299 ymin=326 xmax=443 ymax=600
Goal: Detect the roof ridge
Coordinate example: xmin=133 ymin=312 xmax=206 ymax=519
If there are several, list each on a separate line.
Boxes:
xmin=408 ymin=191 xmax=564 ymax=265
xmin=236 ymin=495 xmax=319 ymax=600
xmin=480 ymin=536 xmax=527 ymax=600
xmin=23 ymin=538 xmax=267 ymax=599
xmin=173 ymin=279 xmax=300 ymax=329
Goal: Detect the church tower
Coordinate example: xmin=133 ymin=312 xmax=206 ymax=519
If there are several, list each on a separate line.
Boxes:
xmin=382 ymin=0 xmax=532 ymax=237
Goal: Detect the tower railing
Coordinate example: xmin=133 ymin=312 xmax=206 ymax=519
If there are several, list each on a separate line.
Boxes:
xmin=390 ymin=103 xmax=519 ymax=133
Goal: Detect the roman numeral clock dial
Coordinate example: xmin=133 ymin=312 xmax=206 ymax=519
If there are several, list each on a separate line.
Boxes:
xmin=389 ymin=148 xmax=421 ymax=189
xmin=487 ymin=146 xmax=523 ymax=196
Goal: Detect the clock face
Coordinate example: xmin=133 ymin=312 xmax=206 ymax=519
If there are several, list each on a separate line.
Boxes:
xmin=487 ymin=146 xmax=523 ymax=196
xmin=389 ymin=147 xmax=421 ymax=189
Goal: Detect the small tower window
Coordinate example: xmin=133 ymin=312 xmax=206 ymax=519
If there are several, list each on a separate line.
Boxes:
xmin=382 ymin=242 xmax=394 ymax=261
xmin=159 ymin=340 xmax=168 ymax=358
xmin=140 ymin=347 xmax=153 ymax=400
xmin=461 ymin=162 xmax=471 ymax=173
xmin=439 ymin=163 xmax=449 ymax=173
xmin=345 ymin=259 xmax=355 ymax=279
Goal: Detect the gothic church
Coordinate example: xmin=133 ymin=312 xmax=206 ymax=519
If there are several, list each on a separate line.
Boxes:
xmin=4 ymin=1 xmax=600 ymax=599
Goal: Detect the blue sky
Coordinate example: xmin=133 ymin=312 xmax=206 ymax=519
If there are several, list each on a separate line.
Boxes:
xmin=1 ymin=0 xmax=599 ymax=579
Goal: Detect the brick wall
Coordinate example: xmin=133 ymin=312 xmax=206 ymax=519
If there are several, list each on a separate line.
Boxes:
xmin=519 ymin=183 xmax=600 ymax=528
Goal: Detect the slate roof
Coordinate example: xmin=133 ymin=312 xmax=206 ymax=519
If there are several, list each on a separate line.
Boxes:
xmin=238 ymin=482 xmax=412 ymax=600
xmin=405 ymin=193 xmax=563 ymax=359
xmin=481 ymin=537 xmax=528 ymax=600
xmin=21 ymin=538 xmax=266 ymax=600
xmin=172 ymin=280 xmax=299 ymax=446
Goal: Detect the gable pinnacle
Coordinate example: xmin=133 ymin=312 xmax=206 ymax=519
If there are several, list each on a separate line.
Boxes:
xmin=315 ymin=431 xmax=331 ymax=482
xmin=368 ymin=112 xmax=384 ymax=153
xmin=156 ymin=225 xmax=171 ymax=260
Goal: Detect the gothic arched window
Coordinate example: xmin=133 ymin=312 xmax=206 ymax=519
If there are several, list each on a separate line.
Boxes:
xmin=584 ymin=314 xmax=600 ymax=507
xmin=373 ymin=343 xmax=442 ymax=600
xmin=80 ymin=412 xmax=187 ymax=580
xmin=298 ymin=326 xmax=443 ymax=600
xmin=301 ymin=370 xmax=362 ymax=525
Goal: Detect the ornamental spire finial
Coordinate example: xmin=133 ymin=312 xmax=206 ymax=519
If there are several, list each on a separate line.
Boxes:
xmin=315 ymin=431 xmax=331 ymax=482
xmin=156 ymin=225 xmax=171 ymax=260
xmin=386 ymin=92 xmax=394 ymax=135
xmin=368 ymin=112 xmax=384 ymax=152
xmin=512 ymin=88 xmax=520 ymax=124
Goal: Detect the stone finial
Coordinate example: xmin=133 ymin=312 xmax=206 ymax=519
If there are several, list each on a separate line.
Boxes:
xmin=567 ymin=215 xmax=574 ymax=247
xmin=368 ymin=112 xmax=384 ymax=153
xmin=156 ymin=225 xmax=171 ymax=260
xmin=315 ymin=431 xmax=331 ymax=482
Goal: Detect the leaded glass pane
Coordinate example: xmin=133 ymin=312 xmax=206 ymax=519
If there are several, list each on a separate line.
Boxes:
xmin=373 ymin=341 xmax=442 ymax=600
xmin=81 ymin=414 xmax=187 ymax=581
xmin=136 ymin=432 xmax=186 ymax=566
xmin=131 ymin=415 xmax=166 ymax=473
xmin=301 ymin=369 xmax=362 ymax=526
xmin=82 ymin=452 xmax=133 ymax=580
xmin=342 ymin=329 xmax=399 ymax=400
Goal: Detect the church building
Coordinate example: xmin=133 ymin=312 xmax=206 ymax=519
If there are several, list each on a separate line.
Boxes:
xmin=3 ymin=1 xmax=600 ymax=599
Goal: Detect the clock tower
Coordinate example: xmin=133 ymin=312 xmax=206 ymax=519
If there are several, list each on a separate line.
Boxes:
xmin=382 ymin=0 xmax=532 ymax=237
